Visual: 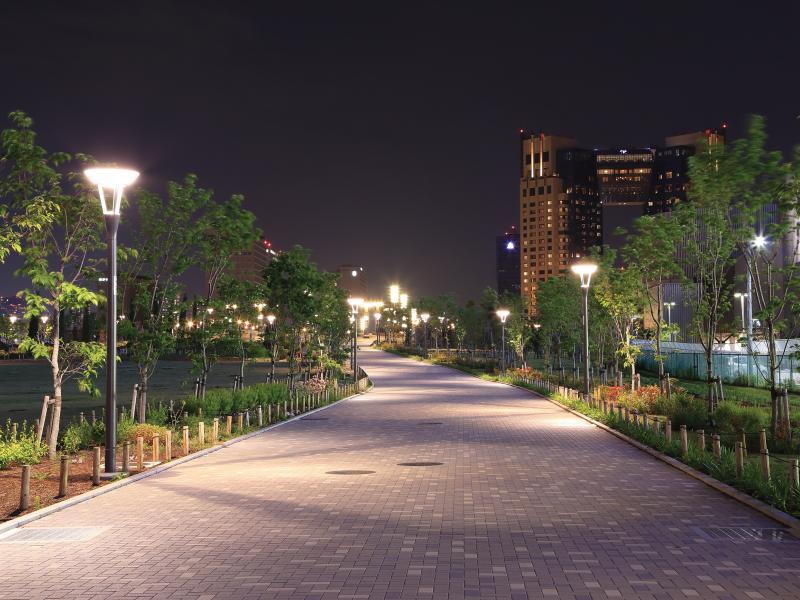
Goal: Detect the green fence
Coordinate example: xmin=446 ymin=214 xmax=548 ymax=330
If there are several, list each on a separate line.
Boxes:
xmin=636 ymin=350 xmax=800 ymax=389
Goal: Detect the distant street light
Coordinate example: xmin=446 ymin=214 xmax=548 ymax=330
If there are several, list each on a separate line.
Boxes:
xmin=389 ymin=285 xmax=400 ymax=304
xmin=663 ymin=301 xmax=676 ymax=342
xmin=400 ymin=293 xmax=408 ymax=309
xmin=496 ymin=309 xmax=510 ymax=371
xmin=348 ymin=297 xmax=364 ymax=374
xmin=85 ymin=166 xmax=139 ymax=474
xmin=571 ymin=261 xmax=598 ymax=398
xmin=373 ymin=312 xmax=382 ymax=343
xmin=420 ymin=312 xmax=430 ymax=357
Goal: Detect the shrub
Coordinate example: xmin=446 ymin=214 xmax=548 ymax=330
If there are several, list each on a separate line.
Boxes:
xmin=713 ymin=402 xmax=768 ymax=434
xmin=60 ymin=421 xmax=104 ymax=454
xmin=0 ymin=420 xmax=48 ymax=468
xmin=117 ymin=421 xmax=170 ymax=443
xmin=658 ymin=391 xmax=708 ymax=429
xmin=182 ymin=383 xmax=291 ymax=417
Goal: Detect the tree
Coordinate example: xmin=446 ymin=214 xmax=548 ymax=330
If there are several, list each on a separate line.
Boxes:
xmin=190 ymin=193 xmax=259 ymax=394
xmin=1 ymin=111 xmax=105 ymax=457
xmin=118 ymin=175 xmax=210 ymax=421
xmin=499 ymin=292 xmax=531 ymax=368
xmin=721 ymin=116 xmax=798 ymax=437
xmin=622 ymin=213 xmax=682 ymax=389
xmin=678 ymin=140 xmax=739 ymax=413
xmin=535 ymin=277 xmax=581 ymax=373
xmin=216 ymin=277 xmax=268 ymax=386
xmin=479 ymin=287 xmax=499 ymax=349
xmin=591 ymin=249 xmax=646 ymax=388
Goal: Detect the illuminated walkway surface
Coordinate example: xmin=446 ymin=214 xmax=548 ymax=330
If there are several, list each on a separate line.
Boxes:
xmin=3 ymin=349 xmax=800 ymax=600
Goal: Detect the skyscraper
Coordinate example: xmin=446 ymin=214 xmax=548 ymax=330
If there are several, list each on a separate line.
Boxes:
xmin=496 ymin=226 xmax=520 ymax=296
xmin=227 ymin=238 xmax=277 ymax=283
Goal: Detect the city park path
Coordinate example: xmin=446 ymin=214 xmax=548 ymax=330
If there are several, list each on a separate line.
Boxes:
xmin=2 ymin=349 xmax=800 ymax=599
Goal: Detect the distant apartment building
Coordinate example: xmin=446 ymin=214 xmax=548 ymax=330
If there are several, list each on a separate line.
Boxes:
xmin=517 ymin=126 xmax=726 ymax=311
xmin=496 ymin=226 xmax=520 ymax=296
xmin=227 ymin=238 xmax=278 ymax=283
xmin=337 ymin=265 xmax=368 ymax=298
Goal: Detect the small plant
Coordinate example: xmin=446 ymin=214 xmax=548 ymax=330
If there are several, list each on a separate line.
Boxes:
xmin=0 ymin=420 xmax=48 ymax=469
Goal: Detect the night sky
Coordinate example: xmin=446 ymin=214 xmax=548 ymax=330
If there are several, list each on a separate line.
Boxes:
xmin=1 ymin=2 xmax=798 ymax=302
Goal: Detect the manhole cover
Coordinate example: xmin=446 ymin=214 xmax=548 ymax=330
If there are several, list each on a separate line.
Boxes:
xmin=0 ymin=527 xmax=107 ymax=543
xmin=694 ymin=527 xmax=793 ymax=542
xmin=418 ymin=422 xmax=443 ymax=426
xmin=325 ymin=470 xmax=375 ymax=475
xmin=397 ymin=462 xmax=444 ymax=467
xmin=301 ymin=417 xmax=329 ymax=421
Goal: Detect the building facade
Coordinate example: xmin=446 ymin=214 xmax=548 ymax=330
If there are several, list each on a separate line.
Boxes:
xmin=227 ymin=238 xmax=278 ymax=283
xmin=517 ymin=126 xmax=726 ymax=312
xmin=496 ymin=226 xmax=520 ymax=296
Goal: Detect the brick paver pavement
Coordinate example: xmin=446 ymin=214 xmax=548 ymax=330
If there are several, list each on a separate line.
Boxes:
xmin=2 ymin=348 xmax=800 ymax=599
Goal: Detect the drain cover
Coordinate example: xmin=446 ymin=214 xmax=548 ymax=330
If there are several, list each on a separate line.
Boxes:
xmin=398 ymin=462 xmax=444 ymax=467
xmin=418 ymin=422 xmax=443 ymax=426
xmin=300 ymin=417 xmax=329 ymax=421
xmin=326 ymin=470 xmax=375 ymax=475
xmin=694 ymin=527 xmax=793 ymax=542
xmin=0 ymin=527 xmax=106 ymax=543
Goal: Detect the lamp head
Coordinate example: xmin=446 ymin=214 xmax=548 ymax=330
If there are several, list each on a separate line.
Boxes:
xmin=347 ymin=297 xmax=364 ymax=309
xmin=266 ymin=314 xmax=276 ymax=325
xmin=570 ymin=261 xmax=598 ymax=288
xmin=752 ymin=235 xmax=767 ymax=248
xmin=84 ymin=167 xmax=139 ymax=215
xmin=420 ymin=312 xmax=430 ymax=323
xmin=496 ymin=309 xmax=510 ymax=323
xmin=389 ymin=285 xmax=400 ymax=304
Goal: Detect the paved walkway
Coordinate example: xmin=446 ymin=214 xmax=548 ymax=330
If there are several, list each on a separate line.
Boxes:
xmin=2 ymin=349 xmax=800 ymax=600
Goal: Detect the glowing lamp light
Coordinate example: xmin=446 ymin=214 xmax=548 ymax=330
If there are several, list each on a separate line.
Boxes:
xmin=9 ymin=316 xmax=17 ymax=324
xmin=40 ymin=315 xmax=49 ymax=324
xmin=570 ymin=262 xmax=598 ymax=288
xmin=266 ymin=314 xmax=276 ymax=325
xmin=411 ymin=308 xmax=417 ymax=321
xmin=400 ymin=293 xmax=408 ymax=309
xmin=84 ymin=168 xmax=139 ymax=215
xmin=373 ymin=312 xmax=381 ymax=321
xmin=420 ymin=312 xmax=430 ymax=323
xmin=348 ymin=297 xmax=364 ymax=309
xmin=752 ymin=235 xmax=767 ymax=248
xmin=506 ymin=241 xmax=515 ymax=250
xmin=496 ymin=309 xmax=510 ymax=323
xmin=351 ymin=270 xmax=358 ymax=277
xmin=389 ymin=285 xmax=400 ymax=304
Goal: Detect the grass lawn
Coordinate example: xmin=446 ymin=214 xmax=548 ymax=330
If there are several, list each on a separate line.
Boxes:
xmin=0 ymin=359 xmax=291 ymax=425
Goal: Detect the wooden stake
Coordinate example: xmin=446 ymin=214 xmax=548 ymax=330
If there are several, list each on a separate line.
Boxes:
xmin=791 ymin=459 xmax=800 ymax=491
xmin=165 ymin=430 xmax=172 ymax=461
xmin=137 ymin=436 xmax=144 ymax=471
xmin=198 ymin=421 xmax=205 ymax=447
xmin=92 ymin=447 xmax=101 ymax=486
xmin=122 ymin=441 xmax=130 ymax=472
xmin=642 ymin=413 xmax=649 ymax=431
xmin=237 ymin=412 xmax=243 ymax=431
xmin=268 ymin=404 xmax=272 ymax=424
xmin=697 ymin=429 xmax=705 ymax=452
xmin=735 ymin=441 xmax=744 ymax=477
xmin=633 ymin=410 xmax=639 ymax=427
xmin=226 ymin=415 xmax=232 ymax=435
xmin=19 ymin=465 xmax=30 ymax=511
xmin=759 ymin=428 xmax=770 ymax=480
xmin=212 ymin=418 xmax=219 ymax=442
xmin=257 ymin=405 xmax=263 ymax=427
xmin=36 ymin=395 xmax=49 ymax=445
xmin=712 ymin=434 xmax=721 ymax=459
xmin=740 ymin=429 xmax=747 ymax=458
xmin=152 ymin=434 xmax=160 ymax=462
xmin=679 ymin=425 xmax=688 ymax=456
xmin=57 ymin=455 xmax=69 ymax=498
xmin=182 ymin=425 xmax=190 ymax=455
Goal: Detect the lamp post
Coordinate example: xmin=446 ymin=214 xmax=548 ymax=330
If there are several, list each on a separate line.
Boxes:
xmin=85 ymin=167 xmax=139 ymax=474
xmin=571 ymin=261 xmax=598 ymax=398
xmin=373 ymin=312 xmax=381 ymax=343
xmin=733 ymin=293 xmax=748 ymax=337
xmin=496 ymin=309 xmax=510 ymax=371
xmin=266 ymin=314 xmax=277 ymax=382
xmin=746 ymin=235 xmax=767 ymax=354
xmin=348 ymin=298 xmax=364 ymax=375
xmin=420 ymin=313 xmax=430 ymax=357
xmin=663 ymin=301 xmax=676 ymax=342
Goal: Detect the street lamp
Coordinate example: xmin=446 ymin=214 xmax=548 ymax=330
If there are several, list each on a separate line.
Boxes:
xmin=745 ymin=235 xmax=767 ymax=354
xmin=347 ymin=297 xmax=364 ymax=374
xmin=571 ymin=261 xmax=598 ymax=398
xmin=400 ymin=293 xmax=408 ymax=309
xmin=420 ymin=312 xmax=430 ymax=356
xmin=733 ymin=293 xmax=748 ymax=336
xmin=373 ymin=312 xmax=382 ymax=343
xmin=389 ymin=285 xmax=400 ymax=305
xmin=85 ymin=166 xmax=139 ymax=474
xmin=663 ymin=301 xmax=676 ymax=342
xmin=496 ymin=309 xmax=510 ymax=371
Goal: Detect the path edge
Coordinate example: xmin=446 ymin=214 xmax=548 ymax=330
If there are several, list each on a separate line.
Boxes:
xmin=400 ymin=353 xmax=800 ymax=535
xmin=0 ymin=385 xmax=372 ymax=536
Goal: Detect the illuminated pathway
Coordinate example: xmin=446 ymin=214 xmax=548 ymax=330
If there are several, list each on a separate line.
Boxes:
xmin=3 ymin=348 xmax=800 ymax=599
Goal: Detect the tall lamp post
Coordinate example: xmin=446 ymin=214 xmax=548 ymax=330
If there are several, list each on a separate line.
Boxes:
xmin=420 ymin=312 xmax=430 ymax=357
xmin=663 ymin=301 xmax=675 ymax=342
xmin=374 ymin=312 xmax=381 ymax=343
xmin=571 ymin=261 xmax=598 ymax=398
xmin=733 ymin=293 xmax=748 ymax=337
xmin=85 ymin=167 xmax=139 ymax=474
xmin=348 ymin=298 xmax=364 ymax=375
xmin=496 ymin=309 xmax=510 ymax=371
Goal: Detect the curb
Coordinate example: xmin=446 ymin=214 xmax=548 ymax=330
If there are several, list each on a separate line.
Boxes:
xmin=504 ymin=381 xmax=800 ymax=536
xmin=387 ymin=353 xmax=800 ymax=536
xmin=0 ymin=384 xmax=372 ymax=536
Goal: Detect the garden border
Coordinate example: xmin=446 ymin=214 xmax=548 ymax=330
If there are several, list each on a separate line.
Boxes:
xmin=507 ymin=382 xmax=800 ymax=536
xmin=0 ymin=383 xmax=372 ymax=536
xmin=396 ymin=352 xmax=800 ymax=536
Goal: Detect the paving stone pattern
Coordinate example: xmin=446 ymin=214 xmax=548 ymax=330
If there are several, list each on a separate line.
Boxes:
xmin=2 ymin=349 xmax=800 ymax=599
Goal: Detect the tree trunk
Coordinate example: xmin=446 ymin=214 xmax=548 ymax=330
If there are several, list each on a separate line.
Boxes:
xmin=47 ymin=391 xmax=62 ymax=459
